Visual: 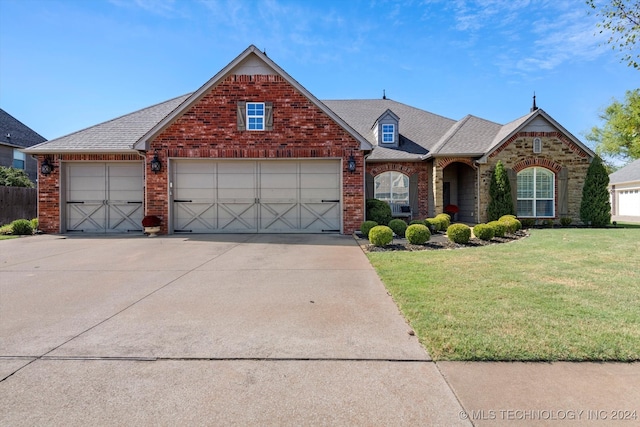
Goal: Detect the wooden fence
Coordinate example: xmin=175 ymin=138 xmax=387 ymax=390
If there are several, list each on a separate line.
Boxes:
xmin=0 ymin=186 xmax=37 ymax=225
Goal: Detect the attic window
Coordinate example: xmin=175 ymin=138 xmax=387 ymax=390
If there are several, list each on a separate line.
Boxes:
xmin=237 ymin=101 xmax=273 ymax=131
xmin=382 ymin=124 xmax=395 ymax=144
xmin=247 ymin=102 xmax=265 ymax=130
xmin=533 ymin=138 xmax=542 ymax=154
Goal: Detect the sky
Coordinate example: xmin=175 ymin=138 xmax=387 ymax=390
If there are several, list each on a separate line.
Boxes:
xmin=0 ymin=0 xmax=638 ymax=148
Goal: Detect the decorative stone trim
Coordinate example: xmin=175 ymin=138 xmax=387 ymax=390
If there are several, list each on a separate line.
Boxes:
xmin=436 ymin=157 xmax=477 ymax=169
xmin=489 ymin=132 xmax=590 ymax=159
xmin=513 ymin=157 xmax=563 ymax=174
xmin=368 ymin=163 xmax=419 ymax=177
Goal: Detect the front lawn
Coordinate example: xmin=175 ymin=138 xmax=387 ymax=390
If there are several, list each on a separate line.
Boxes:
xmin=367 ymin=228 xmax=640 ymax=361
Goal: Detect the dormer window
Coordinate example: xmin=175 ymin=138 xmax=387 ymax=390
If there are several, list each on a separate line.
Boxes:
xmin=382 ymin=124 xmax=395 ymax=144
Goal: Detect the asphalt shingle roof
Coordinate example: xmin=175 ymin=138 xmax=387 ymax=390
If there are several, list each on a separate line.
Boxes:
xmin=0 ymin=108 xmax=46 ymax=148
xmin=431 ymin=114 xmax=503 ymax=156
xmin=25 ymin=94 xmax=190 ymax=153
xmin=610 ymin=158 xmax=640 ymax=184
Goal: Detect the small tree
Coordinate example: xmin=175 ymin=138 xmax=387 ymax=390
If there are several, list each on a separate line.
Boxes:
xmin=580 ymin=156 xmax=611 ymax=227
xmin=0 ymin=166 xmax=34 ymax=188
xmin=487 ymin=160 xmax=514 ymax=221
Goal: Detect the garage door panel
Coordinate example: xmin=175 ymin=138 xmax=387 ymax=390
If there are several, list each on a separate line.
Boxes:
xmin=172 ymin=160 xmax=340 ymax=233
xmin=66 ymin=163 xmax=143 ymax=233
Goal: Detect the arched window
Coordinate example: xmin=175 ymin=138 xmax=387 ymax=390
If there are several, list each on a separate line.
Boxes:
xmin=374 ymin=171 xmax=409 ymax=204
xmin=517 ymin=167 xmax=554 ymax=217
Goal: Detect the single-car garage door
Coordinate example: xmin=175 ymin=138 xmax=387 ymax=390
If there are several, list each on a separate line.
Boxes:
xmin=172 ymin=160 xmax=341 ymax=233
xmin=65 ymin=163 xmax=144 ymax=233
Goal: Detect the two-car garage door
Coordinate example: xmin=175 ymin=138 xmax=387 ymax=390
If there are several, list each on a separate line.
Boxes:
xmin=171 ymin=160 xmax=341 ymax=233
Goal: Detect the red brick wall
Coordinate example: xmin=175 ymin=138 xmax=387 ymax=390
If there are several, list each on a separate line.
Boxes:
xmin=36 ymin=154 xmax=142 ymax=234
xmin=148 ymin=74 xmax=364 ymax=234
xmin=366 ymin=162 xmax=430 ymax=218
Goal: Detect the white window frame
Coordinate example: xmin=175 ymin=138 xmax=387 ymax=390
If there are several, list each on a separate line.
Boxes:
xmin=517 ymin=167 xmax=555 ymax=218
xmin=13 ymin=149 xmax=25 ymax=169
xmin=381 ymin=124 xmax=395 ymax=144
xmin=374 ymin=171 xmax=409 ymax=204
xmin=533 ymin=137 xmax=542 ymax=154
xmin=246 ymin=102 xmax=265 ymax=131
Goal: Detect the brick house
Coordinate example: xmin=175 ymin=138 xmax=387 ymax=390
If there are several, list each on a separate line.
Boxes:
xmin=1 ymin=108 xmax=46 ymax=183
xmin=25 ymin=45 xmax=594 ymax=235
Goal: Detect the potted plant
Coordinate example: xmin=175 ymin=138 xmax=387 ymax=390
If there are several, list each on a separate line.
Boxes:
xmin=142 ymin=215 xmax=162 ymax=237
xmin=444 ymin=204 xmax=459 ymax=221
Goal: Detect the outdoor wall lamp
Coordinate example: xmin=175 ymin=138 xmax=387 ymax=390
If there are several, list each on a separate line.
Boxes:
xmin=347 ymin=154 xmax=356 ymax=173
xmin=40 ymin=157 xmax=54 ymax=175
xmin=150 ymin=149 xmax=162 ymax=173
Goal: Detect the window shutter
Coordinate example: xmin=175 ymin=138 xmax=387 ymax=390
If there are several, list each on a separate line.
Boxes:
xmin=409 ymin=173 xmax=419 ymax=216
xmin=558 ymin=167 xmax=569 ymax=216
xmin=265 ymin=102 xmax=273 ymax=131
xmin=507 ymin=168 xmax=517 ymax=211
xmin=365 ymin=173 xmax=374 ymax=199
xmin=237 ymin=101 xmax=246 ymax=131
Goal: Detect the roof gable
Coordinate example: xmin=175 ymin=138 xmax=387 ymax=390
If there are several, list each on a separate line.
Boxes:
xmin=134 ymin=45 xmax=372 ymax=151
xmin=0 ymin=108 xmax=46 ymax=148
xmin=430 ymin=115 xmax=502 ymax=156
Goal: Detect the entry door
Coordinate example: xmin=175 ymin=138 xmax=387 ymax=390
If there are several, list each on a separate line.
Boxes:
xmin=66 ymin=163 xmax=144 ymax=233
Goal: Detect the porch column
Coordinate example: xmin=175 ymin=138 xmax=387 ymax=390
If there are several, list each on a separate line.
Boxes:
xmin=432 ymin=162 xmax=443 ymax=216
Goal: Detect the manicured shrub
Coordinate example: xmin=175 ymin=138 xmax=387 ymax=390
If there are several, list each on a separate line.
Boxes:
xmin=499 ymin=214 xmax=517 ymax=222
xmin=501 ymin=217 xmax=522 ymax=234
xmin=0 ymin=224 xmax=12 ymax=235
xmin=425 ymin=218 xmax=441 ymax=232
xmin=447 ymin=223 xmax=471 ymax=244
xmin=435 ymin=213 xmax=451 ymax=229
xmin=409 ymin=219 xmax=426 ymax=226
xmin=10 ymin=219 xmax=33 ymax=236
xmin=473 ymin=223 xmax=495 ymax=241
xmin=560 ymin=217 xmax=573 ymax=227
xmin=388 ymin=218 xmax=408 ymax=237
xmin=580 ymin=156 xmax=611 ymax=227
xmin=542 ymin=219 xmax=554 ymax=228
xmin=488 ymin=220 xmax=506 ymax=237
xmin=488 ymin=160 xmax=515 ymax=221
xmin=368 ymin=225 xmax=394 ymax=247
xmin=405 ymin=224 xmax=431 ymax=244
xmin=360 ymin=221 xmax=378 ymax=239
xmin=520 ymin=218 xmax=535 ymax=228
xmin=30 ymin=218 xmax=39 ymax=231
xmin=366 ymin=199 xmax=392 ymax=226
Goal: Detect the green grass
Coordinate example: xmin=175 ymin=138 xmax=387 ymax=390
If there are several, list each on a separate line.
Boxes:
xmin=368 ymin=228 xmax=640 ymax=361
xmin=0 ymin=235 xmax=19 ymax=240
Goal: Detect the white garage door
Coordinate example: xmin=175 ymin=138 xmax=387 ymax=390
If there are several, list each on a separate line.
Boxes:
xmin=172 ymin=160 xmax=341 ymax=233
xmin=65 ymin=163 xmax=144 ymax=233
xmin=619 ymin=189 xmax=640 ymax=216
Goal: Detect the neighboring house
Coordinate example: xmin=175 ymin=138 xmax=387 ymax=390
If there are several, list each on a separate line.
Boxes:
xmin=25 ymin=45 xmax=595 ymax=235
xmin=0 ymin=108 xmax=46 ymax=182
xmin=609 ymin=159 xmax=640 ymax=222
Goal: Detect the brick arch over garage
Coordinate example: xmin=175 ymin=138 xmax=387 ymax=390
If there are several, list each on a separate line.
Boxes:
xmin=513 ymin=157 xmax=563 ymax=174
xmin=365 ymin=161 xmax=430 ymax=218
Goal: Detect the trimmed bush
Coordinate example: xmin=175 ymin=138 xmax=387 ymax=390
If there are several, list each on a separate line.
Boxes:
xmin=409 ymin=219 xmax=426 ymax=226
xmin=360 ymin=221 xmax=378 ymax=239
xmin=542 ymin=219 xmax=554 ymax=228
xmin=435 ymin=213 xmax=451 ymax=229
xmin=425 ymin=218 xmax=441 ymax=232
xmin=369 ymin=225 xmax=394 ymax=247
xmin=406 ymin=224 xmax=431 ymax=244
xmin=580 ymin=156 xmax=611 ymax=227
xmin=0 ymin=224 xmax=13 ymax=235
xmin=10 ymin=219 xmax=33 ymax=236
xmin=366 ymin=199 xmax=392 ymax=226
xmin=488 ymin=220 xmax=506 ymax=237
xmin=388 ymin=219 xmax=408 ymax=237
xmin=520 ymin=218 xmax=535 ymax=228
xmin=501 ymin=217 xmax=522 ymax=234
xmin=447 ymin=223 xmax=471 ymax=244
xmin=30 ymin=218 xmax=39 ymax=231
xmin=488 ymin=160 xmax=515 ymax=221
xmin=473 ymin=223 xmax=495 ymax=241
xmin=499 ymin=214 xmax=517 ymax=221
xmin=560 ymin=217 xmax=573 ymax=227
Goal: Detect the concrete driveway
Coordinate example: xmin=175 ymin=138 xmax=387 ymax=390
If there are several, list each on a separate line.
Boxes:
xmin=0 ymin=234 xmax=469 ymax=426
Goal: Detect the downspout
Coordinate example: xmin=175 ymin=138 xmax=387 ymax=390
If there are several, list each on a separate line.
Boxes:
xmin=476 ymin=161 xmax=481 ymax=224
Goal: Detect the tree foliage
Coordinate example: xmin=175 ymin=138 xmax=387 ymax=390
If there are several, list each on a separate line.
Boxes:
xmin=487 ymin=160 xmax=515 ymax=221
xmin=586 ymin=89 xmax=640 ymax=162
xmin=587 ymin=0 xmax=640 ymax=69
xmin=0 ymin=166 xmax=34 ymax=188
xmin=580 ymin=157 xmax=611 ymax=227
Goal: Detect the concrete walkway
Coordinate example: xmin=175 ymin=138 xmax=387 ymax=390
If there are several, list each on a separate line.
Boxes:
xmin=1 ymin=234 xmax=638 ymax=425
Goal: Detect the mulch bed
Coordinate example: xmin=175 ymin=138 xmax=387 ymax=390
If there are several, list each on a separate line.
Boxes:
xmin=358 ymin=230 xmax=530 ymax=252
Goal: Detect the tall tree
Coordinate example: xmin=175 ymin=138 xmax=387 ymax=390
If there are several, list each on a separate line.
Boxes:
xmin=487 ymin=160 xmax=514 ymax=221
xmin=587 ymin=0 xmax=640 ymax=69
xmin=580 ymin=156 xmax=611 ymax=227
xmin=586 ymin=89 xmax=640 ymax=162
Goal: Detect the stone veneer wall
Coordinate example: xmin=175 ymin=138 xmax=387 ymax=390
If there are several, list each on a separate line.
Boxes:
xmin=147 ymin=74 xmax=364 ymax=235
xmin=478 ymin=132 xmax=591 ymax=224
